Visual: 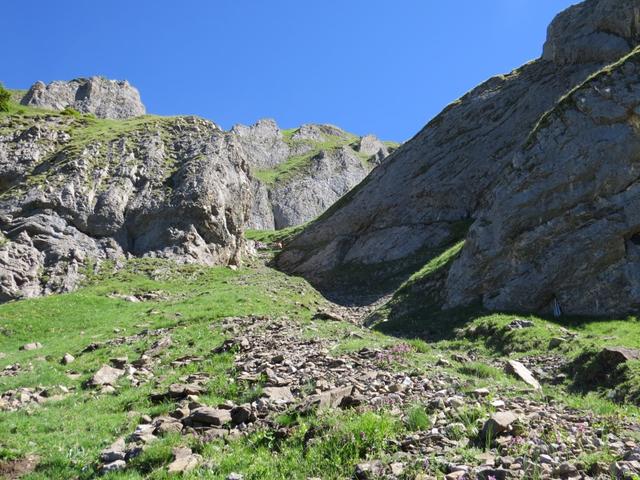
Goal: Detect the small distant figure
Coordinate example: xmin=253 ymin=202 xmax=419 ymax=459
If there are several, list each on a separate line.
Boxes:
xmin=553 ymin=297 xmax=562 ymax=318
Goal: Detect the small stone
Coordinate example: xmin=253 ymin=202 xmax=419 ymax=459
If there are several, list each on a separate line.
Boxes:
xmin=61 ymin=353 xmax=75 ymax=365
xmin=101 ymin=460 xmax=126 ymax=473
xmin=472 ymin=388 xmax=490 ymax=398
xmin=100 ymin=438 xmax=126 ymax=463
xmin=231 ymin=405 xmax=254 ymax=425
xmin=476 ymin=467 xmax=510 ymax=480
xmin=90 ymin=365 xmax=125 ymax=387
xmin=539 ymin=454 xmax=554 ymax=465
xmin=188 ymin=407 xmax=231 ymax=426
xmin=555 ymin=462 xmax=577 ymax=477
xmin=481 ymin=412 xmax=519 ymax=441
xmin=355 ymin=460 xmax=384 ymax=479
xmin=271 ymin=354 xmax=285 ymax=364
xmin=155 ymin=419 xmax=183 ymax=435
xmin=167 ymin=447 xmax=201 ymax=474
xmin=390 ymin=462 xmax=405 ymax=476
xmin=548 ymin=337 xmax=566 ymax=349
xmin=226 ymin=473 xmax=244 ymax=480
xmin=20 ymin=342 xmax=42 ymax=351
xmin=505 ymin=360 xmax=541 ymax=390
xmin=262 ymin=386 xmax=295 ymax=403
xmin=304 ymin=386 xmax=353 ymax=410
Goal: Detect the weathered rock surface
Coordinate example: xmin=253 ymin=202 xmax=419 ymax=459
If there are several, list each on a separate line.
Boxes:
xmin=446 ymin=48 xmax=640 ymax=316
xmin=0 ymin=112 xmax=251 ymax=301
xmin=231 ymin=119 xmax=290 ymax=170
xmin=542 ymin=0 xmax=640 ymax=65
xmin=278 ymin=0 xmax=640 ymax=317
xmin=268 ymin=147 xmax=370 ymax=229
xmin=89 ymin=365 xmax=125 ymax=387
xmin=234 ymin=119 xmax=394 ymax=230
xmin=505 ymin=360 xmax=541 ymax=390
xmin=357 ymin=134 xmax=389 ymax=164
xmin=21 ymin=77 xmax=145 ymax=119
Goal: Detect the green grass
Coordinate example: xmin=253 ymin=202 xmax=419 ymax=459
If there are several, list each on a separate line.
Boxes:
xmin=245 ymin=224 xmax=307 ymax=245
xmin=458 ymin=362 xmax=502 ymax=379
xmin=0 ymin=259 xmax=330 ymax=478
xmin=2 ymin=256 xmax=640 ymax=478
xmin=405 ymin=404 xmax=431 ymax=431
xmin=0 ymin=99 xmax=202 ymax=200
xmin=252 ymin=131 xmax=359 ymax=185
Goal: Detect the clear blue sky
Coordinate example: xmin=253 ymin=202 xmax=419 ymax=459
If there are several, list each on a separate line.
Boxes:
xmin=4 ymin=0 xmax=576 ymax=141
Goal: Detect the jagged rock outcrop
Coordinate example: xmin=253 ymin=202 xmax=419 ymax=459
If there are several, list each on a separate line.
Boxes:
xmin=21 ymin=77 xmax=145 ymax=119
xmin=231 ymin=119 xmax=289 ymax=170
xmin=0 ymin=111 xmax=251 ymax=301
xmin=278 ymin=0 xmax=640 ymax=317
xmin=234 ymin=120 xmax=394 ymax=230
xmin=357 ymin=135 xmax=389 ymax=164
xmin=542 ymin=0 xmax=640 ymax=65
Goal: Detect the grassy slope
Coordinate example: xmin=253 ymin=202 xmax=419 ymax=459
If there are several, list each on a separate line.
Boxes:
xmin=1 ymin=256 xmax=639 ymax=479
xmin=252 ymin=129 xmax=395 ymax=186
xmin=252 ymin=132 xmax=358 ymax=186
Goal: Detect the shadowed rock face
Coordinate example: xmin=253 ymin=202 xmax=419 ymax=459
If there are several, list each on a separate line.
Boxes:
xmin=446 ymin=50 xmax=640 ymax=316
xmin=0 ymin=114 xmax=251 ymax=301
xmin=277 ymin=0 xmax=640 ymax=316
xmin=21 ymin=77 xmax=145 ymax=119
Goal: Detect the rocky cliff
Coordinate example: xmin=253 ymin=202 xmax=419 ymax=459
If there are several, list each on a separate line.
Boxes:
xmin=278 ymin=0 xmax=640 ymax=316
xmin=233 ymin=119 xmax=394 ymax=230
xmin=0 ymin=104 xmax=251 ymax=301
xmin=21 ymin=77 xmax=146 ymax=119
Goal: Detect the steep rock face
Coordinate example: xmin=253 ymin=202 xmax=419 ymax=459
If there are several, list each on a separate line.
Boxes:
xmin=270 ymin=147 xmax=369 ymax=229
xmin=446 ymin=49 xmax=640 ymax=316
xmin=21 ymin=77 xmax=145 ymax=119
xmin=235 ymin=120 xmax=392 ymax=230
xmin=277 ymin=0 xmax=640 ymax=310
xmin=0 ymin=111 xmax=251 ymax=301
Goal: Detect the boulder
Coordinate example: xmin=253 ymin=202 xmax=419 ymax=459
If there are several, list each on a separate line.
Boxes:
xmin=21 ymin=77 xmax=145 ymax=119
xmin=187 ymin=407 xmax=231 ymax=426
xmin=481 ymin=411 xmax=519 ymax=441
xmin=598 ymin=347 xmax=640 ymax=370
xmin=357 ymin=134 xmax=389 ymax=164
xmin=303 ymin=385 xmax=353 ymax=410
xmin=505 ymin=360 xmax=542 ymax=390
xmin=167 ymin=447 xmax=201 ymax=474
xmin=90 ymin=365 xmax=125 ymax=387
xmin=262 ymin=386 xmax=295 ymax=403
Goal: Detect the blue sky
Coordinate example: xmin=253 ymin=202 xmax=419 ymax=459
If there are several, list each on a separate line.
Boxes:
xmin=4 ymin=0 xmax=576 ymax=141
